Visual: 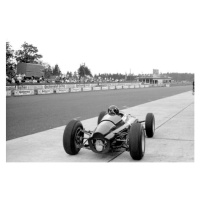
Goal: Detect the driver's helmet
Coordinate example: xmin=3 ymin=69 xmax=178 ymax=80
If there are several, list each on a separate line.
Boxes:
xmin=108 ymin=105 xmax=119 ymax=116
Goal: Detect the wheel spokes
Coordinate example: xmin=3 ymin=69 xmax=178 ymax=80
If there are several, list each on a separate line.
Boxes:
xmin=75 ymin=128 xmax=83 ymax=147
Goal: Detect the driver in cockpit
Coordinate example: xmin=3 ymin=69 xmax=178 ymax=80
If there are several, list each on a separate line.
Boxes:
xmin=108 ymin=105 xmax=127 ymax=122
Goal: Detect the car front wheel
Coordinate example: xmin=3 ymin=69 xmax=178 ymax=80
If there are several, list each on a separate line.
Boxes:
xmin=63 ymin=119 xmax=84 ymax=155
xmin=129 ymin=123 xmax=145 ymax=160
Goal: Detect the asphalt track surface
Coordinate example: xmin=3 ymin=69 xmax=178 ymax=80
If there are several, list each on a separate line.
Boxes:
xmin=6 ymin=85 xmax=192 ymax=140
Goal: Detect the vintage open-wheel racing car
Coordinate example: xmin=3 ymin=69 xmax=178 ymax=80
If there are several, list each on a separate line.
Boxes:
xmin=63 ymin=105 xmax=155 ymax=160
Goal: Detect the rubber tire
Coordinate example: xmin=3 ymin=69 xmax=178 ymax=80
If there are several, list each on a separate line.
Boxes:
xmin=63 ymin=119 xmax=83 ymax=155
xmin=129 ymin=123 xmax=145 ymax=160
xmin=97 ymin=111 xmax=107 ymax=125
xmin=145 ymin=113 xmax=155 ymax=138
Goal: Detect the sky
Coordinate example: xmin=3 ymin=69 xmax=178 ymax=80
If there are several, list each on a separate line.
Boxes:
xmin=3 ymin=0 xmax=200 ymax=76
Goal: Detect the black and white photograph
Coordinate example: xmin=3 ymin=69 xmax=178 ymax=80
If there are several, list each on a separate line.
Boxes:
xmin=1 ymin=0 xmax=199 ymax=200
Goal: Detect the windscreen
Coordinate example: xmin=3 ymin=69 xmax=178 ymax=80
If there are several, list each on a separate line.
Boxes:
xmin=101 ymin=114 xmax=122 ymax=125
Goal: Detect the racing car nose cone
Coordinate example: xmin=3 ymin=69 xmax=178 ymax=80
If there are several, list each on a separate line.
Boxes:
xmin=95 ymin=140 xmax=104 ymax=151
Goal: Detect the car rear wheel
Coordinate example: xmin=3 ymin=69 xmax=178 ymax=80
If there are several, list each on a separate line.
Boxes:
xmin=129 ymin=123 xmax=145 ymax=160
xmin=97 ymin=111 xmax=107 ymax=124
xmin=63 ymin=119 xmax=84 ymax=155
xmin=145 ymin=113 xmax=155 ymax=138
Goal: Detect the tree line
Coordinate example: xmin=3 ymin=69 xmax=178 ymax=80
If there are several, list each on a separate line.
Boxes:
xmin=161 ymin=72 xmax=194 ymax=82
xmin=6 ymin=41 xmax=194 ymax=82
xmin=6 ymin=42 xmax=92 ymax=79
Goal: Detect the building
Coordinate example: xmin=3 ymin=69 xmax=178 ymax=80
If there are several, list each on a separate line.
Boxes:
xmin=136 ymin=69 xmax=172 ymax=84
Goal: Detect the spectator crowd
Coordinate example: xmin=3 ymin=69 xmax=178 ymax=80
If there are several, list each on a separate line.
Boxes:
xmin=6 ymin=74 xmax=45 ymax=85
xmin=6 ymin=74 xmax=128 ymax=85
